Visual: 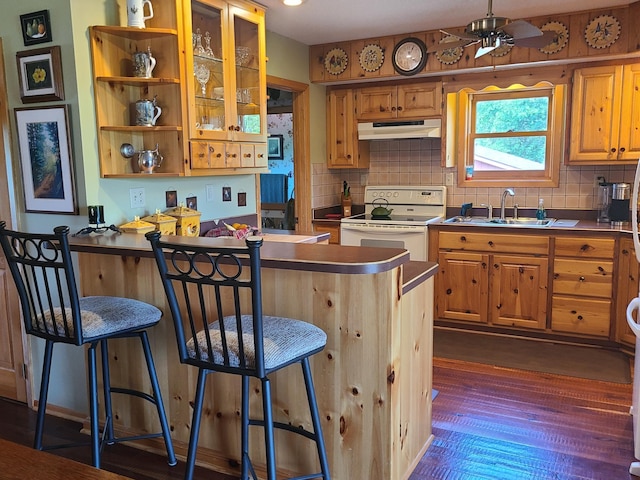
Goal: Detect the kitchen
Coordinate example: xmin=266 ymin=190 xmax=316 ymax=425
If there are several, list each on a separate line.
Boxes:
xmin=0 ymin=0 xmax=639 ymax=479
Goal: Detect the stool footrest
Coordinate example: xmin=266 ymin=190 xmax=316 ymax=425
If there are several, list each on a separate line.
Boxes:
xmin=249 ymin=419 xmax=318 ymax=442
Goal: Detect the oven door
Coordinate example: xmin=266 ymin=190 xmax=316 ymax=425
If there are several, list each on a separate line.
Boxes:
xmin=340 ymin=223 xmax=428 ymax=261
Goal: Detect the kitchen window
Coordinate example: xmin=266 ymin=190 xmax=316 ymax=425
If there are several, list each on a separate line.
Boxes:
xmin=448 ymin=82 xmax=566 ymax=187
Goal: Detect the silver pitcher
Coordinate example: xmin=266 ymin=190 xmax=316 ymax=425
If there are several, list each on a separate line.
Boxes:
xmin=120 ymin=143 xmax=163 ymax=174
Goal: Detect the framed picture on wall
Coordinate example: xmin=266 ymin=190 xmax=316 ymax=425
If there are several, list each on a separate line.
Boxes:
xmin=14 ymin=105 xmax=77 ymax=214
xmin=268 ymin=134 xmax=284 ymax=160
xmin=16 ymin=46 xmax=64 ymax=103
xmin=20 ymin=10 xmax=53 ymax=46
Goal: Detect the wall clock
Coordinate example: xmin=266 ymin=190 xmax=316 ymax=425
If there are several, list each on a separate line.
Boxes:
xmin=436 ymin=35 xmax=464 ymax=65
xmin=359 ymin=44 xmax=384 ymax=72
xmin=539 ymin=21 xmax=569 ymax=55
xmin=584 ymin=15 xmax=620 ymax=49
xmin=392 ymin=37 xmax=427 ymax=76
xmin=324 ymin=47 xmax=348 ymax=75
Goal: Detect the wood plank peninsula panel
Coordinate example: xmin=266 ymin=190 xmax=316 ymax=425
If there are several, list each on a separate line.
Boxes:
xmin=69 ymin=233 xmax=436 ymax=480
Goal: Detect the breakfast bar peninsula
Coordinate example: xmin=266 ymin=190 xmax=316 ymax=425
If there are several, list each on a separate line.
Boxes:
xmin=69 ymin=232 xmax=436 ymax=480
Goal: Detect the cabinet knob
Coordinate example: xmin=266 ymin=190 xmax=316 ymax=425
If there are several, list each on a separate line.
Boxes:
xmin=215 ymin=153 xmax=222 ymax=158
xmin=244 ymin=153 xmax=252 ymax=158
xmin=208 ymin=146 xmax=215 ymax=153
xmin=234 ymin=125 xmax=241 ymax=132
xmin=579 ymin=276 xmax=585 ymax=282
xmin=611 ymin=147 xmax=617 ymax=153
xmin=620 ymin=147 xmax=626 ymax=153
xmin=397 ymin=106 xmax=403 ymax=111
xmin=391 ymin=106 xmax=396 ymax=112
xmin=346 ymin=154 xmax=352 ymax=159
xmin=257 ymin=153 xmax=264 ymax=158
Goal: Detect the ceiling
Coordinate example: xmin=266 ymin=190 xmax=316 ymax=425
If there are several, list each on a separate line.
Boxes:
xmin=256 ymin=0 xmax=632 ymax=46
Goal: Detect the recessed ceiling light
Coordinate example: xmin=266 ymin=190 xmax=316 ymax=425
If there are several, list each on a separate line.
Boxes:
xmin=283 ymin=0 xmax=303 ymax=6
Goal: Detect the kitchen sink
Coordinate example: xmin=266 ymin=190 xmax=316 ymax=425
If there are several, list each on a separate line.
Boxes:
xmin=443 ymin=216 xmax=556 ymax=227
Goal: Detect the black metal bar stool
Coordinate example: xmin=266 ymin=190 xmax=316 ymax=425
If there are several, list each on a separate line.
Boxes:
xmin=0 ymin=222 xmax=176 ymax=469
xmin=147 ymin=232 xmax=330 ymax=480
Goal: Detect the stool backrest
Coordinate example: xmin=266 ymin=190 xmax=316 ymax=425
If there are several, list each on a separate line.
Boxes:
xmin=0 ymin=222 xmax=84 ymax=345
xmin=146 ymin=232 xmax=267 ymax=377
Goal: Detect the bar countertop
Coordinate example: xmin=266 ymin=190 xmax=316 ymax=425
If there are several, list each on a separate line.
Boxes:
xmin=68 ymin=231 xmax=432 ymax=277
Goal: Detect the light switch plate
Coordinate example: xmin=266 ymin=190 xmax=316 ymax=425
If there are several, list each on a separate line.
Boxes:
xmin=445 ymin=172 xmax=454 ymax=186
xmin=206 ymin=184 xmax=214 ymax=202
xmin=129 ymin=187 xmax=145 ymax=208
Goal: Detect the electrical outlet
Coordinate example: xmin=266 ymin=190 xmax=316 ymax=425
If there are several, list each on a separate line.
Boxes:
xmin=593 ymin=174 xmax=606 ymax=188
xmin=445 ymin=172 xmax=454 ymax=186
xmin=129 ymin=187 xmax=145 ymax=208
xmin=360 ymin=174 xmax=368 ymax=186
xmin=206 ymin=184 xmax=215 ymax=202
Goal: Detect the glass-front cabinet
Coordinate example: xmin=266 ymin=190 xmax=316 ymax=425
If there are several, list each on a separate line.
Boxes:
xmin=184 ymin=0 xmax=267 ymax=170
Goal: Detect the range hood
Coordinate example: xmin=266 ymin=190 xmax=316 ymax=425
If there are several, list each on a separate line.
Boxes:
xmin=357 ymin=118 xmax=441 ymax=140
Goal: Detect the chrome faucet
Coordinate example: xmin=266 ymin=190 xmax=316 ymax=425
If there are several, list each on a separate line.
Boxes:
xmin=500 ymin=188 xmax=515 ymax=221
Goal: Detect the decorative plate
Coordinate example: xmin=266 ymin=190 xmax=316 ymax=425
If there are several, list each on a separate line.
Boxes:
xmin=584 ymin=14 xmax=621 ymax=49
xmin=324 ymin=47 xmax=348 ymax=75
xmin=436 ymin=35 xmax=464 ymax=65
xmin=359 ymin=44 xmax=384 ymax=72
xmin=489 ymin=42 xmax=513 ymax=57
xmin=539 ymin=21 xmax=569 ymax=54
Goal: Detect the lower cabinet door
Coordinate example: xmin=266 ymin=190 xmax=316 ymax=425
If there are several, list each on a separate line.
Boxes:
xmin=491 ymin=255 xmax=548 ymax=330
xmin=436 ymin=251 xmax=489 ymax=323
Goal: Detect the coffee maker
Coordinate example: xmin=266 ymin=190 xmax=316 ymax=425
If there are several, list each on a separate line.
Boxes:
xmin=610 ymin=182 xmax=630 ymax=226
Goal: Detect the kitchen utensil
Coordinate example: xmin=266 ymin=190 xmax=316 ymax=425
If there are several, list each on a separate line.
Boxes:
xmin=371 ymin=198 xmax=393 ymax=217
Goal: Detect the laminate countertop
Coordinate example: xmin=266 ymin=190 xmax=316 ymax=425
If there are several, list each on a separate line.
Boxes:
xmin=68 ymin=232 xmax=438 ymax=291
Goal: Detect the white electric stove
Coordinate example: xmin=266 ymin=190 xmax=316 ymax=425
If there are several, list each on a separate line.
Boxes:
xmin=340 ymin=185 xmax=447 ymax=261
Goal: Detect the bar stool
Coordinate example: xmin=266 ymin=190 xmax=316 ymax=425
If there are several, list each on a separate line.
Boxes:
xmin=146 ymin=232 xmax=330 ymax=480
xmin=0 ymin=222 xmax=176 ymax=469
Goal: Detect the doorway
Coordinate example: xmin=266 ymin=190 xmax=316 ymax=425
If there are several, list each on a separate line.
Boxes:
xmin=0 ymin=38 xmax=28 ymax=403
xmin=261 ymin=76 xmax=311 ymax=232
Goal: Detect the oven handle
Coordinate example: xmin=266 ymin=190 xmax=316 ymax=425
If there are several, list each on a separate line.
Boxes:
xmin=340 ymin=224 xmax=426 ymax=234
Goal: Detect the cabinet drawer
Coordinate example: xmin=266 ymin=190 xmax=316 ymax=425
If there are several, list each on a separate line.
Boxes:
xmin=552 ymin=258 xmax=613 ymax=298
xmin=439 ymin=232 xmax=548 ymax=255
xmin=551 ymin=295 xmax=611 ymax=337
xmin=554 ymin=237 xmax=615 ymax=259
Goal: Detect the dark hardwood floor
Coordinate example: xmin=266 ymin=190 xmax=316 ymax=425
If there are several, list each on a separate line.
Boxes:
xmin=0 ymin=357 xmax=637 ymax=479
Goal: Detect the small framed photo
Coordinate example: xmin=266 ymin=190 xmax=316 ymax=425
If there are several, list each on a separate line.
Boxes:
xmin=16 ymin=46 xmax=64 ymax=104
xmin=165 ymin=190 xmax=177 ymax=208
xmin=14 ymin=105 xmax=77 ymax=214
xmin=186 ymin=196 xmax=197 ymax=210
xmin=222 ymin=186 xmax=231 ymax=202
xmin=268 ymin=134 xmax=284 ymax=160
xmin=20 ymin=10 xmax=53 ymax=46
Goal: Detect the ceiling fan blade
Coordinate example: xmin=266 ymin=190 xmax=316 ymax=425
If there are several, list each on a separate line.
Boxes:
xmin=433 ymin=38 xmax=476 ymax=52
xmin=513 ymin=30 xmax=558 ymax=48
xmin=475 ymin=44 xmax=497 ymax=58
xmin=440 ymin=28 xmax=479 ymax=41
xmin=500 ymin=19 xmax=543 ymax=40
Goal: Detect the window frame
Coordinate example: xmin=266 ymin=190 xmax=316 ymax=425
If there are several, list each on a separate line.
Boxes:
xmin=453 ymin=82 xmax=566 ymax=188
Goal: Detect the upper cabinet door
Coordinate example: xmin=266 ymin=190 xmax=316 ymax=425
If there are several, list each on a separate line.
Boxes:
xmin=228 ymin=5 xmax=266 ymax=141
xmin=184 ymin=0 xmax=266 ymax=143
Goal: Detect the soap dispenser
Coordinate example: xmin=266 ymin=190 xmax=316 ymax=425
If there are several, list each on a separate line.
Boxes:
xmin=536 ymin=198 xmax=546 ymax=220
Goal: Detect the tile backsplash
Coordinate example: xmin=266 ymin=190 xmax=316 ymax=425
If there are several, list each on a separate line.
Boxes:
xmin=312 ymin=138 xmax=637 ymax=212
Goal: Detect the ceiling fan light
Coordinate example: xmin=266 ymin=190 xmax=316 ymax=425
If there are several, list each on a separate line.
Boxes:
xmin=283 ymin=0 xmax=303 ymax=5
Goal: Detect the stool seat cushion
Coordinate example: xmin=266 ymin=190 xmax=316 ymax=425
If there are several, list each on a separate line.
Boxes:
xmin=36 ymin=296 xmax=162 ymax=340
xmin=187 ymin=315 xmax=327 ymax=369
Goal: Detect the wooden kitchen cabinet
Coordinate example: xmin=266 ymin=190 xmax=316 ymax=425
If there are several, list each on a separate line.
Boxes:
xmin=183 ymin=0 xmax=268 ymax=174
xmin=491 ymin=254 xmax=548 ymax=330
xmin=312 ymin=222 xmax=340 ymax=244
xmin=616 ymin=237 xmax=639 ymax=346
xmin=326 ymin=88 xmax=370 ymax=168
xmin=436 ymin=251 xmax=488 ymax=324
xmin=435 ymin=231 xmax=548 ymax=329
xmin=551 ymin=236 xmax=615 ymax=338
xmin=356 ymin=81 xmax=442 ymax=121
xmin=89 ymin=4 xmax=187 ymax=177
xmin=569 ymin=63 xmax=640 ymax=164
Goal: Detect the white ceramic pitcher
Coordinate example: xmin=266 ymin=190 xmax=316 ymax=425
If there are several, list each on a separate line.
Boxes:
xmin=127 ymin=0 xmax=154 ymax=28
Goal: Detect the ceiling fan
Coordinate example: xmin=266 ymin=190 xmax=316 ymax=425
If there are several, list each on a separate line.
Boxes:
xmin=435 ymin=0 xmax=556 ymax=58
